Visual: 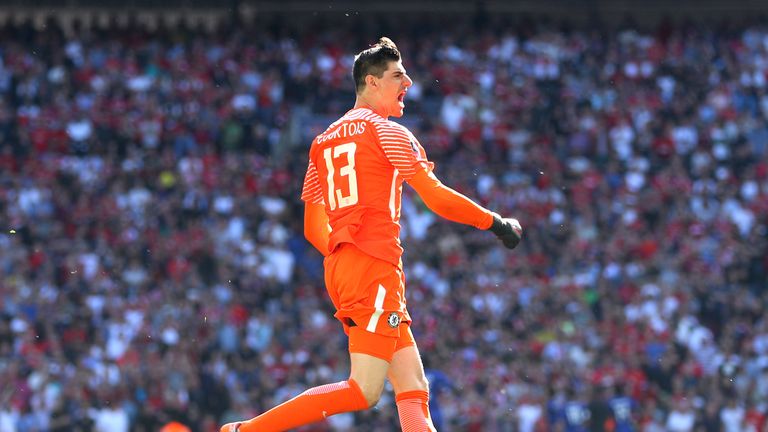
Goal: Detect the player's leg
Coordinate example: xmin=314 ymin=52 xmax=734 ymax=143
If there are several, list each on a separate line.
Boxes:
xmin=220 ymin=355 xmax=387 ymax=432
xmin=219 ymin=379 xmax=369 ymax=432
xmin=388 ymin=327 xmax=437 ymax=432
xmin=219 ymin=328 xmax=394 ymax=431
xmin=348 ymin=326 xmax=396 ymax=406
xmin=220 ymin=245 xmax=398 ymax=432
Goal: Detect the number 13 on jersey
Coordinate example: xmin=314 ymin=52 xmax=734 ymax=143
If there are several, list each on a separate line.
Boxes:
xmin=323 ymin=142 xmax=359 ymax=210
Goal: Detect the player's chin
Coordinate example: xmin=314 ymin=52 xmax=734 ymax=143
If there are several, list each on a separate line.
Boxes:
xmin=391 ymin=102 xmax=406 ymax=117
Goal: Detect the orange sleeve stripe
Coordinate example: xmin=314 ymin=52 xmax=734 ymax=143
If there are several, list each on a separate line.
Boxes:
xmin=301 ymin=159 xmax=325 ymax=204
xmin=407 ymin=168 xmax=493 ymax=230
xmin=374 ymin=122 xmax=428 ymax=180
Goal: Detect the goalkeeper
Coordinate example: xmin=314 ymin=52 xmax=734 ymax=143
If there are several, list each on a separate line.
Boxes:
xmin=221 ymin=36 xmax=522 ymax=432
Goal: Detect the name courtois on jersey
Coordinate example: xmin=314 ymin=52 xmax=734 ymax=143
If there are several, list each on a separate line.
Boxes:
xmin=316 ymin=121 xmax=367 ymax=144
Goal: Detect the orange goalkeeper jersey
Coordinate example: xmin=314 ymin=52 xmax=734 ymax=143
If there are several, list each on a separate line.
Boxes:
xmin=301 ymin=107 xmax=434 ymax=266
xmin=302 ymin=107 xmax=495 ymax=265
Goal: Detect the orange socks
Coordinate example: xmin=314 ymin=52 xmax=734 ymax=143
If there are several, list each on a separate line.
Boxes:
xmin=396 ymin=390 xmax=436 ymax=432
xmin=235 ymin=379 xmax=369 ymax=432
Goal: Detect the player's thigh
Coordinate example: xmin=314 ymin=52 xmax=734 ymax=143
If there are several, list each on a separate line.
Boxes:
xmin=349 ymin=351 xmax=391 ymax=407
xmin=387 ymin=329 xmax=429 ymax=394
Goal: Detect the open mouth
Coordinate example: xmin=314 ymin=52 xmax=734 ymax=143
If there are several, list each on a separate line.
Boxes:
xmin=397 ymin=91 xmax=406 ymax=103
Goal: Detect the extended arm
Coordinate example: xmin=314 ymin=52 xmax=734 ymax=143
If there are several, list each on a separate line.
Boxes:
xmin=407 ymin=168 xmax=494 ymax=229
xmin=407 ymin=169 xmax=522 ymax=249
xmin=304 ymin=201 xmax=331 ymax=256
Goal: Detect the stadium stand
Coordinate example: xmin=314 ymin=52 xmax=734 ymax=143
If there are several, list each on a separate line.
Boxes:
xmin=0 ymin=6 xmax=767 ymax=431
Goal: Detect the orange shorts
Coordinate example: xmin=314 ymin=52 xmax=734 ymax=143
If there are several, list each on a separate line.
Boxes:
xmin=324 ymin=243 xmax=414 ymax=361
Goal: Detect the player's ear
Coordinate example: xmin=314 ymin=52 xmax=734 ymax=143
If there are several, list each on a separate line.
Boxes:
xmin=365 ymin=74 xmax=378 ymax=90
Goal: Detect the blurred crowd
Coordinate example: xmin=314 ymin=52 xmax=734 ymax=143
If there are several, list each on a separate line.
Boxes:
xmin=0 ymin=10 xmax=767 ymax=432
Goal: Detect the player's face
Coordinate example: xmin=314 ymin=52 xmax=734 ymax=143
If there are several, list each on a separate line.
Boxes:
xmin=375 ymin=60 xmax=412 ymax=118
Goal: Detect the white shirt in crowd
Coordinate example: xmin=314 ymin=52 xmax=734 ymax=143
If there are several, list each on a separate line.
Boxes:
xmin=89 ymin=406 xmax=129 ymax=432
xmin=666 ymin=407 xmax=695 ymax=432
xmin=516 ymin=402 xmax=543 ymax=432
xmin=720 ymin=404 xmax=745 ymax=432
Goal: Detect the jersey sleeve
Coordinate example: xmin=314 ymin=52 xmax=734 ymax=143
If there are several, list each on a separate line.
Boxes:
xmin=378 ymin=123 xmax=434 ymax=181
xmin=408 ymin=168 xmax=494 ymax=230
xmin=300 ymin=159 xmax=325 ymax=204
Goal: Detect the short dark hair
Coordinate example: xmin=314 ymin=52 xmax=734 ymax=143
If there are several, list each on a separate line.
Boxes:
xmin=352 ymin=37 xmax=401 ymax=94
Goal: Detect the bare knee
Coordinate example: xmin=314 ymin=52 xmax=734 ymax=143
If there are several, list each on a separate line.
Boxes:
xmin=397 ymin=374 xmax=429 ymax=394
xmin=348 ymin=351 xmax=390 ymax=408
xmin=389 ymin=367 xmax=430 ymax=395
xmin=412 ymin=375 xmax=429 ymax=392
xmin=355 ymin=380 xmax=384 ymax=408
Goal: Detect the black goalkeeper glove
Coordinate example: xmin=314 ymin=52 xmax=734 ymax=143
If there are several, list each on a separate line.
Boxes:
xmin=488 ymin=213 xmax=523 ymax=249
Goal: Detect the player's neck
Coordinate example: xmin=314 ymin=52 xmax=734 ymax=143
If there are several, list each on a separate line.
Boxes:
xmin=353 ymin=96 xmax=388 ymax=118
